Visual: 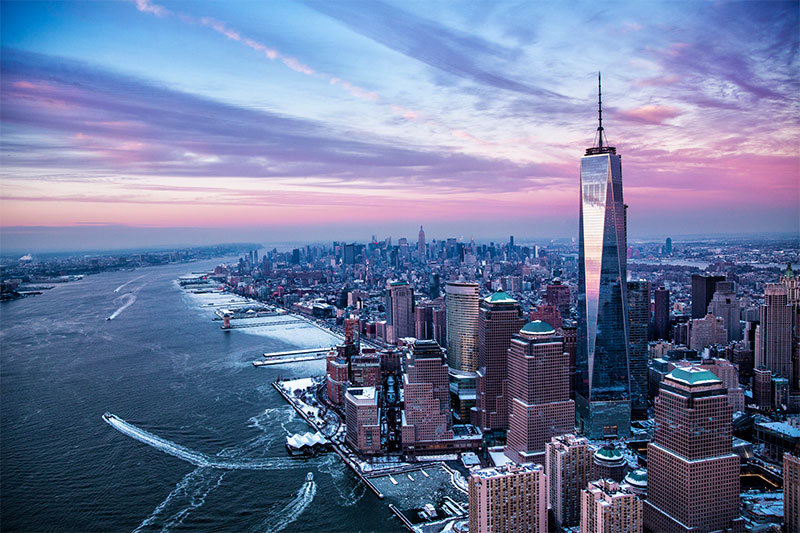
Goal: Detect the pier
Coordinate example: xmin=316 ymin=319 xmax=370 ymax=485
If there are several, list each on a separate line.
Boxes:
xmin=272 ymin=380 xmax=385 ymax=500
xmin=222 ymin=318 xmax=306 ymax=329
xmin=263 ymin=347 xmax=331 ymax=358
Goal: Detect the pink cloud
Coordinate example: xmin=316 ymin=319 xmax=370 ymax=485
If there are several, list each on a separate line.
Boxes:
xmin=635 ymin=75 xmax=682 ymax=87
xmin=133 ymin=0 xmax=168 ymax=17
xmin=281 ymin=57 xmax=314 ymax=75
xmin=616 ymin=105 xmax=681 ymax=125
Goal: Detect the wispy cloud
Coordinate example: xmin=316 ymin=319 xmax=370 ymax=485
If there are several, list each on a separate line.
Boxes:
xmin=616 ymin=104 xmax=680 ymax=125
xmin=1 ymin=50 xmax=569 ymax=194
xmin=303 ymin=0 xmax=566 ymax=99
xmin=133 ymin=0 xmax=375 ymax=100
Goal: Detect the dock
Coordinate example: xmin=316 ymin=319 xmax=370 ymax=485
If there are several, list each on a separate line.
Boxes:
xmin=253 ymin=354 xmax=327 ymax=367
xmin=263 ymin=348 xmax=332 ymax=358
xmin=223 ymin=318 xmax=307 ymax=329
xmin=272 ymin=380 xmax=384 ymax=500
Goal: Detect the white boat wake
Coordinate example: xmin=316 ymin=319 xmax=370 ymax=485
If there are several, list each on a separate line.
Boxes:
xmin=103 ymin=414 xmax=294 ymax=471
xmin=114 ymin=275 xmax=144 ymax=293
xmin=252 ymin=479 xmax=317 ymax=533
xmin=133 ymin=467 xmax=225 ymax=533
xmin=107 ymin=293 xmax=136 ymax=320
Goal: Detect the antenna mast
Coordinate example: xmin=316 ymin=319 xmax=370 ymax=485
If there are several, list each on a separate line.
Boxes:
xmin=597 ymin=71 xmax=604 ymax=148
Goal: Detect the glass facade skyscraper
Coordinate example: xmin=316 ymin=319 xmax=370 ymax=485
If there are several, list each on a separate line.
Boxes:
xmin=576 ymin=75 xmax=631 ymax=438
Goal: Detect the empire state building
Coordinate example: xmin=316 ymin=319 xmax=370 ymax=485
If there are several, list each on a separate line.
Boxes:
xmin=575 ymin=74 xmax=631 ymax=439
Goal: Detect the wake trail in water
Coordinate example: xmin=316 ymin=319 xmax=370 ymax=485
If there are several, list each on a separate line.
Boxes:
xmin=114 ymin=275 xmax=145 ymax=293
xmin=103 ymin=414 xmax=293 ymax=470
xmin=253 ymin=480 xmax=317 ymax=533
xmin=132 ymin=468 xmax=225 ymax=533
xmin=107 ymin=293 xmax=136 ymax=320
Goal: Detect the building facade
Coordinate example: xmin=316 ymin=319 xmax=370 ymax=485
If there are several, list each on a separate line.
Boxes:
xmin=580 ymin=479 xmax=643 ymax=533
xmin=757 ymin=283 xmax=793 ymax=379
xmin=401 ymin=339 xmax=453 ymax=450
xmin=644 ymin=367 xmax=742 ymax=532
xmin=576 ymin=82 xmax=631 ymax=439
xmin=506 ymin=321 xmax=574 ymax=463
xmin=708 ymin=280 xmax=741 ymax=342
xmin=446 ymin=281 xmax=480 ymax=372
xmin=386 ymin=281 xmax=414 ymax=344
xmin=545 ymin=434 xmax=593 ymax=528
xmin=344 ymin=387 xmax=381 ymax=454
xmin=654 ymin=287 xmax=670 ymax=341
xmin=691 ymin=274 xmax=726 ymax=319
xmin=627 ymin=280 xmax=650 ymax=419
xmin=476 ymin=291 xmax=525 ymax=432
xmin=689 ymin=312 xmax=728 ymax=351
xmin=468 ymin=463 xmax=547 ymax=533
xmin=785 ymin=452 xmax=800 ymax=533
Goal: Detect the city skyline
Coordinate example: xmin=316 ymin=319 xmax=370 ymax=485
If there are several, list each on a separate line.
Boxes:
xmin=1 ymin=1 xmax=798 ymax=252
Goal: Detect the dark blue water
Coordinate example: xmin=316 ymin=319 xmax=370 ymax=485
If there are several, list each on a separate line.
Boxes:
xmin=0 ymin=261 xmax=397 ymax=531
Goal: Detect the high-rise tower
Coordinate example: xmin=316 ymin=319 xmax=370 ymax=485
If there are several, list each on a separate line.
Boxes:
xmin=476 ymin=291 xmax=525 ymax=433
xmin=418 ymin=225 xmax=426 ymax=262
xmin=576 ymin=73 xmax=631 ymax=438
xmin=644 ymin=367 xmax=742 ymax=531
xmin=446 ymin=281 xmax=480 ymax=372
xmin=385 ymin=281 xmax=414 ymax=344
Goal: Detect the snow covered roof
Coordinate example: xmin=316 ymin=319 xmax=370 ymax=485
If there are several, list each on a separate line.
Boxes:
xmin=286 ymin=431 xmax=329 ymax=449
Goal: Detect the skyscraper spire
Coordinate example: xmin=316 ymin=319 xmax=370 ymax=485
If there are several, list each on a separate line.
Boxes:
xmin=587 ymin=72 xmax=615 ymax=156
xmin=597 ymin=72 xmax=604 ymax=148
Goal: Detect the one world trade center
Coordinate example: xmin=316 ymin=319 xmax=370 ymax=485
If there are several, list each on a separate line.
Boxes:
xmin=576 ymin=74 xmax=631 ymax=439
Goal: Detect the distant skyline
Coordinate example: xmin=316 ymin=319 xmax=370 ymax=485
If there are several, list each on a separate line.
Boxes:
xmin=1 ymin=1 xmax=798 ymax=251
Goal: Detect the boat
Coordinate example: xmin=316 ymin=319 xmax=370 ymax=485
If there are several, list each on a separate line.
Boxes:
xmin=306 ymin=472 xmax=314 ymax=482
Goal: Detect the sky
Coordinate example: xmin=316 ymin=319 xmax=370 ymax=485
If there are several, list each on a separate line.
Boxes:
xmin=1 ymin=0 xmax=798 ymax=251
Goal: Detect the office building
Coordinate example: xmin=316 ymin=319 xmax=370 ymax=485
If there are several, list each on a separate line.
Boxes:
xmin=691 ymin=274 xmax=725 ymax=319
xmin=644 ymin=367 xmax=742 ymax=532
xmin=689 ymin=313 xmax=727 ymax=351
xmin=622 ymin=469 xmax=647 ymax=499
xmin=468 ymin=463 xmax=547 ymax=533
xmin=476 ymin=291 xmax=525 ymax=432
xmin=757 ymin=283 xmax=793 ymax=379
xmin=627 ymin=280 xmax=650 ymax=418
xmin=350 ymin=353 xmax=381 ymax=388
xmin=653 ymin=287 xmax=670 ymax=341
xmin=576 ymin=76 xmax=631 ymax=439
xmin=345 ymin=387 xmax=380 ymax=454
xmin=401 ymin=340 xmax=453 ymax=451
xmin=580 ymin=479 xmax=643 ymax=533
xmin=781 ymin=263 xmax=799 ymax=308
xmin=529 ymin=304 xmax=562 ymax=331
xmin=561 ymin=322 xmax=578 ymax=399
xmin=446 ymin=281 xmax=480 ymax=372
xmin=708 ymin=281 xmax=742 ymax=342
xmin=545 ymin=280 xmax=571 ymax=320
xmin=785 ymin=452 xmax=800 ymax=533
xmin=326 ymin=350 xmax=349 ymax=405
xmin=545 ymin=434 xmax=593 ymax=528
xmin=418 ymin=225 xmax=426 ymax=262
xmin=592 ymin=445 xmax=627 ymax=483
xmin=754 ymin=367 xmax=773 ymax=410
xmin=506 ymin=321 xmax=574 ymax=463
xmin=386 ymin=281 xmax=414 ymax=344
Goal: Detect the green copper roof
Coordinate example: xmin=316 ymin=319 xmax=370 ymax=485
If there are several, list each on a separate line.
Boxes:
xmin=667 ymin=366 xmax=721 ymax=386
xmin=625 ymin=469 xmax=647 ymax=483
xmin=520 ymin=320 xmax=555 ymax=335
xmin=595 ymin=447 xmax=622 ymax=459
xmin=784 ymin=263 xmax=795 ymax=278
xmin=484 ymin=290 xmax=517 ymax=304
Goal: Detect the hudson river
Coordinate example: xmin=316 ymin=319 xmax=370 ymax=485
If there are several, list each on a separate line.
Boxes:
xmin=0 ymin=259 xmax=398 ymax=531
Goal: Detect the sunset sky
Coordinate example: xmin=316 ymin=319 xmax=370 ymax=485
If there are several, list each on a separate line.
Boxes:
xmin=1 ymin=0 xmax=798 ymax=251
